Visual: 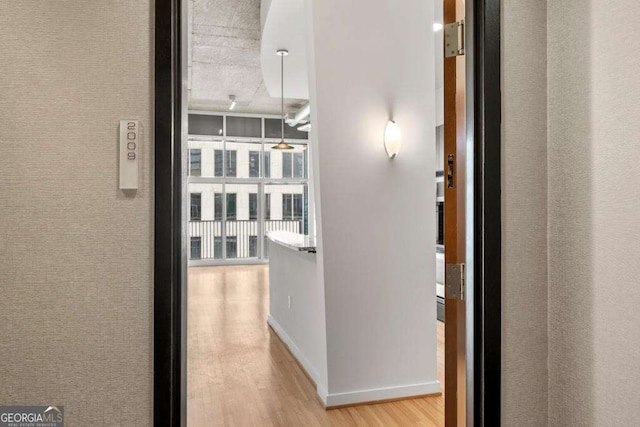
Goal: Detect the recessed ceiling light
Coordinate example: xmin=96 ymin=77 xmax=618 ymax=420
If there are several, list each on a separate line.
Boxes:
xmin=433 ymin=23 xmax=443 ymax=32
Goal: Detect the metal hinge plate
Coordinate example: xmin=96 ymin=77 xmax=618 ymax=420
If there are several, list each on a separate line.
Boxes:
xmin=445 ymin=263 xmax=465 ymax=300
xmin=444 ymin=20 xmax=465 ymax=57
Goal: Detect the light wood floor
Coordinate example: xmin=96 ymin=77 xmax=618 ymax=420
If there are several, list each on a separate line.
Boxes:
xmin=187 ymin=265 xmax=444 ymax=426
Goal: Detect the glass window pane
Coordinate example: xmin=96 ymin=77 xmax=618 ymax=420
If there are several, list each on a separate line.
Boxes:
xmin=190 ymin=193 xmax=201 ymax=220
xmin=214 ymin=193 xmax=222 ymax=221
xmin=214 ymin=237 xmax=222 ymax=259
xmin=189 ymin=149 xmax=201 ymax=177
xmin=265 ymin=193 xmax=271 ymax=220
xmin=226 ymin=116 xmax=261 ymax=138
xmin=188 ymin=140 xmax=223 ymax=178
xmin=188 ymin=114 xmax=223 ymax=136
xmin=282 ymin=194 xmax=292 ymax=220
xmin=226 ymin=193 xmax=236 ymax=220
xmin=264 ymin=118 xmax=309 ymax=139
xmin=264 ymin=184 xmax=307 ymax=234
xmin=249 ymin=236 xmax=258 ymax=258
xmin=293 ymin=152 xmax=304 ymax=178
xmin=190 ymin=237 xmax=201 ymax=259
xmin=282 ymin=152 xmax=292 ymax=178
xmin=225 ymin=141 xmax=261 ymax=178
xmin=226 ymin=150 xmax=237 ymax=177
xmin=214 ymin=149 xmax=223 ymax=177
xmin=226 ymin=237 xmax=237 ymax=259
xmin=224 ymin=184 xmax=259 ymax=260
xmin=249 ymin=151 xmax=260 ymax=177
xmin=249 ymin=193 xmax=258 ymax=220
xmin=293 ymin=194 xmax=303 ymax=220
xmin=264 ymin=151 xmax=271 ymax=178
xmin=187 ymin=183 xmax=222 ymax=260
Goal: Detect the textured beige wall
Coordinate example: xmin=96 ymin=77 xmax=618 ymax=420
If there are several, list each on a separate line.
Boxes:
xmin=0 ymin=2 xmax=153 ymax=426
xmin=548 ymin=0 xmax=640 ymax=425
xmin=501 ymin=1 xmax=549 ymax=425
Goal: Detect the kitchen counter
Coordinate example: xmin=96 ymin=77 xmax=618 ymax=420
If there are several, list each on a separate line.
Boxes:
xmin=267 ymin=230 xmax=317 ymax=253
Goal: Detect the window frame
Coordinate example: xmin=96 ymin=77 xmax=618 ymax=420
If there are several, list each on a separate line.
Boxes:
xmin=282 ymin=152 xmax=293 ymax=178
xmin=249 ymin=150 xmax=260 ymax=178
xmin=190 ymin=193 xmax=201 ymax=221
xmin=190 ymin=236 xmax=202 ymax=260
xmin=226 ymin=193 xmax=237 ymax=221
xmin=186 ymin=114 xmax=310 ymax=265
xmin=249 ymin=193 xmax=258 ymax=220
xmin=214 ymin=149 xmax=223 ymax=177
xmin=226 ymin=149 xmax=237 ymax=177
xmin=189 ymin=148 xmax=201 ymax=177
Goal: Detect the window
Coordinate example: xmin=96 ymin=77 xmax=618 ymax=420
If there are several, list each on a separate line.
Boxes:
xmin=214 ymin=149 xmax=223 ymax=177
xmin=226 ymin=193 xmax=236 ymax=220
xmin=188 ymin=114 xmax=223 ymax=136
xmin=293 ymin=194 xmax=303 ymax=220
xmin=249 ymin=193 xmax=258 ymax=220
xmin=214 ymin=236 xmax=222 ymax=259
xmin=190 ymin=193 xmax=201 ymax=220
xmin=294 ymin=152 xmax=304 ymax=178
xmin=226 ymin=116 xmax=261 ymax=138
xmin=264 ymin=152 xmax=270 ymax=178
xmin=282 ymin=194 xmax=303 ymax=220
xmin=214 ymin=193 xmax=222 ymax=221
xmin=226 ymin=150 xmax=237 ymax=177
xmin=226 ymin=236 xmax=237 ymax=259
xmin=190 ymin=237 xmax=201 ymax=259
xmin=282 ymin=152 xmax=293 ymax=178
xmin=189 ymin=149 xmax=201 ymax=176
xmin=283 ymin=194 xmax=291 ymax=220
xmin=249 ymin=151 xmax=260 ymax=177
xmin=187 ymin=114 xmax=309 ymax=263
xmin=265 ymin=118 xmax=308 ymax=139
xmin=265 ymin=193 xmax=271 ymax=220
xmin=249 ymin=236 xmax=258 ymax=258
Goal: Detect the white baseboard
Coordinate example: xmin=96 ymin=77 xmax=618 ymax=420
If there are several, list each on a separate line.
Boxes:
xmin=267 ymin=315 xmax=323 ymax=390
xmin=324 ymin=381 xmax=441 ymax=408
xmin=267 ymin=315 xmax=441 ymax=409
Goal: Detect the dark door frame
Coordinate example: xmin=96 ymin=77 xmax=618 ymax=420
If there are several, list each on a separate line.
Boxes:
xmin=153 ymin=0 xmax=501 ymax=425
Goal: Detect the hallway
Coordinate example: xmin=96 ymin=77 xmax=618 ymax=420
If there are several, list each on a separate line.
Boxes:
xmin=187 ymin=265 xmax=444 ymax=426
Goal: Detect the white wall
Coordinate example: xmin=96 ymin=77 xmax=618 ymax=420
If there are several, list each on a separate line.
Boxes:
xmin=307 ymin=0 xmax=439 ymax=405
xmin=548 ymin=0 xmax=640 ymax=424
xmin=0 ymin=1 xmax=153 ymax=425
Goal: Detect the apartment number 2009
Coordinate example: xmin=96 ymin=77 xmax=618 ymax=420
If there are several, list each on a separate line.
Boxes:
xmin=126 ymin=121 xmax=138 ymax=161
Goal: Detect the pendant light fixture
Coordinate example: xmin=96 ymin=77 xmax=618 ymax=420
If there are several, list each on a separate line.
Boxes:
xmin=272 ymin=49 xmax=294 ymax=150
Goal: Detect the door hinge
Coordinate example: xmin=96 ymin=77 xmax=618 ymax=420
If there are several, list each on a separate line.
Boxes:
xmin=444 ymin=20 xmax=465 ymax=57
xmin=445 ymin=263 xmax=465 ymax=300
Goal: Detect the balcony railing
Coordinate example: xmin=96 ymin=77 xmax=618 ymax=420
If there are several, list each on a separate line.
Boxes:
xmin=189 ymin=220 xmax=303 ymax=261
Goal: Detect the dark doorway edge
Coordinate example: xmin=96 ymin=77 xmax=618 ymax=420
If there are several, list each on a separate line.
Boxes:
xmin=154 ymin=0 xmax=184 ymax=425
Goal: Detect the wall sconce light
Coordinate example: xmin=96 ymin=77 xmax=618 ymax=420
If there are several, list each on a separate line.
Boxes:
xmin=384 ymin=120 xmax=402 ymax=159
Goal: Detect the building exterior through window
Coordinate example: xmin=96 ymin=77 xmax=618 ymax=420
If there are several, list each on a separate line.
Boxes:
xmin=188 ymin=113 xmax=310 ymax=264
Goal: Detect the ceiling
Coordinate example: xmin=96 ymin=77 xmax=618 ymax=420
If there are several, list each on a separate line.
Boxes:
xmin=188 ymin=0 xmax=305 ymax=114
